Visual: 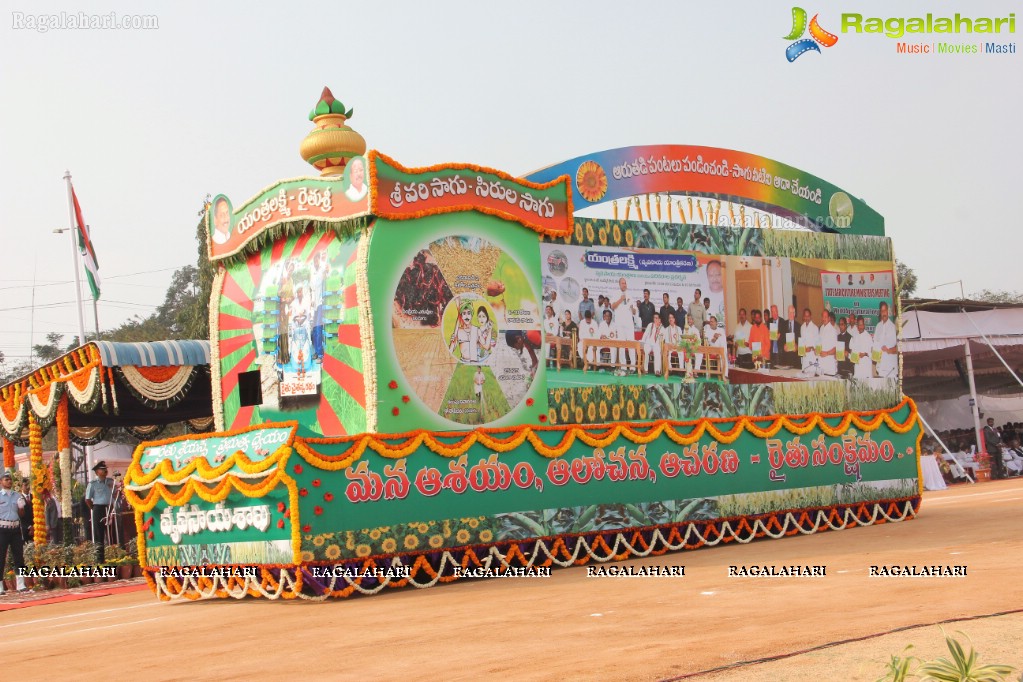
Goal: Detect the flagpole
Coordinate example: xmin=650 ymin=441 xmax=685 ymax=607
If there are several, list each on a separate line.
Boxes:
xmin=63 ymin=171 xmax=89 ymax=348
xmin=64 ymin=170 xmax=93 ymax=475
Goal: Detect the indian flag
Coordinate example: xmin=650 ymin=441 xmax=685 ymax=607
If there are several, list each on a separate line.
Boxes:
xmin=71 ymin=185 xmax=100 ymax=300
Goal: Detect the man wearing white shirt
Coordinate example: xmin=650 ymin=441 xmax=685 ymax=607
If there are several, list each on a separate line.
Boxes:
xmin=733 ymin=308 xmax=753 ymax=369
xmin=597 ymin=309 xmax=619 ymax=370
xmin=818 ymin=310 xmax=838 ymax=377
xmin=610 ymin=278 xmax=636 ymax=369
xmin=684 ymin=314 xmax=703 ymax=371
xmin=850 ymin=316 xmax=874 ymax=379
xmin=577 ymin=310 xmax=599 ymax=365
xmin=799 ymin=308 xmax=820 ymax=376
xmin=872 ymin=301 xmax=898 ymax=378
xmin=662 ymin=312 xmax=684 ymax=372
xmin=640 ymin=315 xmax=664 ymax=374
xmin=705 ymin=316 xmax=728 ymax=375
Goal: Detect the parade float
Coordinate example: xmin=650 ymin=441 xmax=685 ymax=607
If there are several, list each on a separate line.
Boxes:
xmin=124 ymin=88 xmax=922 ymax=601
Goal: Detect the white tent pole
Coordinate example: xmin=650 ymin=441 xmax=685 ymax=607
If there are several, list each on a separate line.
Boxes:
xmin=960 ymin=308 xmax=1023 ymax=389
xmin=964 ymin=341 xmax=984 ymax=455
xmin=916 ymin=410 xmax=975 ymax=484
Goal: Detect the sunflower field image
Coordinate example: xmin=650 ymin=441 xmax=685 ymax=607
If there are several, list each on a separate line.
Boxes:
xmin=302 ymin=516 xmax=499 ymax=561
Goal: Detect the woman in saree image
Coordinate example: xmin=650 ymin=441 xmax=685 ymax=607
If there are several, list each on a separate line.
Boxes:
xmin=449 ymin=300 xmax=477 ymax=361
xmin=476 ymin=305 xmax=496 ymax=362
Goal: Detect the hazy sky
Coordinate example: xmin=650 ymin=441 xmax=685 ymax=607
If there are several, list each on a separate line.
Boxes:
xmin=1 ymin=0 xmax=1019 ymax=366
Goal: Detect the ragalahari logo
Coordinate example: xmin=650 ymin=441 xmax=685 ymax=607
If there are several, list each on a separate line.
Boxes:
xmin=784 ymin=7 xmax=839 ymax=61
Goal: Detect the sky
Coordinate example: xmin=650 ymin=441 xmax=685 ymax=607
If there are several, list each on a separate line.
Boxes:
xmin=1 ymin=0 xmax=1019 ymax=368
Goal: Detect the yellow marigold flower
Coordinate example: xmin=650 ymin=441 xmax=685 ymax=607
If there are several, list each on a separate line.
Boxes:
xmin=599 ymin=402 xmax=608 ymax=420
xmin=404 ymin=534 xmax=420 ymax=550
xmin=455 ymin=529 xmax=471 ymax=544
xmin=560 ymin=403 xmax=569 ymax=422
xmin=418 ymin=522 xmax=430 ymax=533
xmin=612 ymin=403 xmax=621 ymax=420
xmin=301 ymin=551 xmax=314 ymax=562
xmin=479 ymin=529 xmax=493 ymax=543
xmin=313 ymin=535 xmax=325 ymax=547
xmin=639 ymin=403 xmax=648 ymax=419
xmin=443 ymin=521 xmax=452 ymax=538
xmin=468 ymin=518 xmax=480 ymax=529
xmin=356 ymin=544 xmax=372 ymax=558
xmin=429 ymin=534 xmax=444 ymax=549
xmin=369 ymin=529 xmax=381 ymax=540
xmin=553 ymin=388 xmax=564 ymax=401
xmin=587 ymin=403 xmax=597 ymax=422
xmin=345 ymin=533 xmax=356 ymax=551
xmin=612 ymin=223 xmax=622 ymax=245
xmin=381 ymin=538 xmax=398 ymax=553
xmin=603 ymin=386 xmax=613 ymax=399
xmin=325 ymin=544 xmax=342 ymax=560
xmin=574 ymin=223 xmax=583 ymax=242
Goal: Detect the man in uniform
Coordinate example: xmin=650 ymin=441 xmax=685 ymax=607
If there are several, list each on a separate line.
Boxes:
xmin=85 ymin=461 xmax=114 ymax=564
xmin=0 ymin=472 xmax=28 ymax=593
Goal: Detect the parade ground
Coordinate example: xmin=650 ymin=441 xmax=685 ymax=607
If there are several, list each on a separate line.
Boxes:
xmin=3 ymin=479 xmax=1021 ymax=681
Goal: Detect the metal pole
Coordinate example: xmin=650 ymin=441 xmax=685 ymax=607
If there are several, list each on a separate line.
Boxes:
xmin=960 ymin=308 xmax=1023 ymax=390
xmin=63 ymin=171 xmax=93 ymax=472
xmin=963 ymin=340 xmax=983 ymax=455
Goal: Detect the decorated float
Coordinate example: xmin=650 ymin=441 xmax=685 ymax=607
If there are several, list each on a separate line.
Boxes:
xmin=125 ymin=88 xmax=923 ymax=601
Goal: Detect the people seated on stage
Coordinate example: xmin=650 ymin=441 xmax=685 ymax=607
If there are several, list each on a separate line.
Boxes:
xmin=577 ymin=309 xmax=599 ymax=365
xmin=596 ymin=309 xmax=619 ymax=370
xmin=640 ymin=314 xmax=664 ymax=374
xmin=818 ymin=310 xmax=839 ymax=377
xmin=663 ymin=312 xmax=684 ymax=372
xmin=938 ymin=448 xmax=970 ymax=483
xmin=748 ymin=309 xmax=771 ymax=367
xmin=872 ymin=301 xmax=898 ymax=378
xmin=799 ymin=307 xmax=820 ymax=376
xmin=850 ymin=316 xmax=873 ymax=379
xmin=704 ymin=315 xmax=728 ymax=374
xmin=1002 ymin=439 xmax=1023 ymax=476
xmin=684 ymin=313 xmax=703 ymax=370
xmin=952 ymin=446 xmax=981 ymax=480
xmin=734 ymin=308 xmax=753 ymax=369
xmin=836 ymin=316 xmax=854 ymax=378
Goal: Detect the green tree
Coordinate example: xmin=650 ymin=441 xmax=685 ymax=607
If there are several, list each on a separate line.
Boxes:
xmin=33 ymin=332 xmax=67 ymax=362
xmin=895 ymin=260 xmax=917 ymax=299
xmin=970 ymin=289 xmax=1023 ymax=304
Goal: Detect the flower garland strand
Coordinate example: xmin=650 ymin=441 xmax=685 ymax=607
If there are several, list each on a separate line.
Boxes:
xmin=28 ymin=414 xmax=48 ymax=546
xmin=56 ymin=396 xmax=74 ymax=519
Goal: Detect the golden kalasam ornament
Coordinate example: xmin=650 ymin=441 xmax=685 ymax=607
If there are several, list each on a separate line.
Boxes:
xmin=299 ymin=86 xmax=367 ymax=176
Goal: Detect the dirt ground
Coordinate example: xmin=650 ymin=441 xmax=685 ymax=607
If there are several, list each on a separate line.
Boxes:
xmin=3 ymin=479 xmax=1022 ymax=681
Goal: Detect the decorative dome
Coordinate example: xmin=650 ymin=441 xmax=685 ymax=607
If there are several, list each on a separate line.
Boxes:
xmin=299 ymin=87 xmax=367 ymax=176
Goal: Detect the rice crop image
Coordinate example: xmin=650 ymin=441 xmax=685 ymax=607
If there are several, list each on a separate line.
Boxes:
xmin=845 ymin=379 xmax=900 ymax=411
xmin=714 ymin=486 xmax=840 ymax=518
xmin=772 ymin=380 xmax=849 ymax=415
xmin=761 ymin=230 xmax=893 ymax=262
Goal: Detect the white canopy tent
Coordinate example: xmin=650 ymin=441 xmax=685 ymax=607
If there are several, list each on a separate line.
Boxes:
xmin=901 ymin=301 xmax=1023 ymax=438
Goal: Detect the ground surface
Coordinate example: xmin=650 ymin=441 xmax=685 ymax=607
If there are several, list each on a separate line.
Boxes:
xmin=2 ymin=479 xmax=1021 ymax=681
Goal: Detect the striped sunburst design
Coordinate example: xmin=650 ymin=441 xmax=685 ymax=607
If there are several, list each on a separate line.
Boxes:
xmin=218 ymin=228 xmax=366 ymax=436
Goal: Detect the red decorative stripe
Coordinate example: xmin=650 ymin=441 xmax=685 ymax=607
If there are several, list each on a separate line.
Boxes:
xmin=231 ymin=405 xmax=255 ymax=431
xmin=289 ymin=228 xmax=315 ymax=260
xmin=221 ymin=349 xmax=257 ymax=399
xmin=219 ymin=313 xmax=252 ymax=332
xmin=323 ymin=355 xmax=365 ymax=408
xmin=316 ymin=400 xmax=346 ymax=437
xmin=271 ymin=236 xmax=287 ymax=263
xmin=219 ymin=334 xmax=254 ymax=360
xmin=222 ymin=275 xmax=254 ymax=313
xmin=343 ymin=284 xmax=358 ymax=309
xmin=335 ymin=324 xmax=361 ymax=348
xmin=247 ymin=251 xmax=264 ymax=292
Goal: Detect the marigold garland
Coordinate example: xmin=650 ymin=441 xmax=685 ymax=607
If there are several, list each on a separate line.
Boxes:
xmin=28 ymin=415 xmax=48 ymax=546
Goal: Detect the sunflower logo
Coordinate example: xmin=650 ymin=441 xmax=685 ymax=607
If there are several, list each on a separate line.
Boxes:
xmin=381 ymin=538 xmax=398 ymax=553
xmin=576 ymin=161 xmax=608 ymax=203
xmin=325 ymin=544 xmax=342 ymax=560
xmin=356 ymin=544 xmax=372 ymax=557
xmin=455 ymin=529 xmax=471 ymax=544
xmin=404 ymin=534 xmax=420 ymax=550
xmin=479 ymin=529 xmax=493 ymax=543
xmin=429 ymin=534 xmax=445 ymax=549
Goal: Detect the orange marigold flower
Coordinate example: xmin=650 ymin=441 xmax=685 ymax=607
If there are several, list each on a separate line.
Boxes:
xmin=576 ymin=161 xmax=608 ymax=203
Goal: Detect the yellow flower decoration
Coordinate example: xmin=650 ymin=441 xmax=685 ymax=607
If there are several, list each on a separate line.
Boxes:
xmin=548 ymin=407 xmax=557 ymax=423
xmin=639 ymin=403 xmax=648 ymax=419
xmin=612 ymin=403 xmax=621 ymax=421
xmin=356 ymin=544 xmax=372 ymax=558
xmin=313 ymin=535 xmax=325 ymax=547
xmin=574 ymin=223 xmax=583 ymax=242
xmin=598 ymin=227 xmax=608 ymax=245
xmin=417 ymin=522 xmax=430 ymax=533
xmin=612 ymin=223 xmax=622 ymax=245
xmin=300 ymin=551 xmax=314 ymax=562
xmin=455 ymin=529 xmax=471 ymax=544
xmin=381 ymin=538 xmax=397 ymax=553
xmin=346 ymin=533 xmax=356 ymax=551
xmin=369 ymin=528 xmax=381 ymax=540
xmin=599 ymin=402 xmax=608 ymax=421
xmin=404 ymin=534 xmax=420 ymax=550
xmin=576 ymin=161 xmax=608 ymax=203
xmin=468 ymin=518 xmax=480 ymax=529
xmin=429 ymin=535 xmax=444 ymax=549
xmin=626 ymin=400 xmax=636 ymax=419
xmin=575 ymin=406 xmax=583 ymax=423
xmin=587 ymin=403 xmax=597 ymax=422
xmin=325 ymin=544 xmax=342 ymax=560
xmin=479 ymin=529 xmax=493 ymax=543
xmin=560 ymin=403 xmax=569 ymax=422
xmin=625 ymin=229 xmax=635 ymax=247
xmin=585 ymin=222 xmax=595 ymax=243
xmin=442 ymin=521 xmax=452 ymax=538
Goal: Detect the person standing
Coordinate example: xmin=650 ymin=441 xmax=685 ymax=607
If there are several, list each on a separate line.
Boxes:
xmin=983 ymin=417 xmax=1007 ymax=479
xmin=734 ymin=308 xmax=753 ymax=369
xmin=658 ymin=293 xmax=676 ymax=327
xmin=577 ymin=287 xmax=596 ymax=322
xmin=610 ymin=278 xmax=636 ymax=370
xmin=799 ymin=308 xmax=820 ymax=376
xmin=872 ymin=301 xmax=898 ymax=378
xmin=818 ymin=310 xmax=838 ymax=377
xmin=778 ymin=305 xmax=800 ymax=368
xmin=19 ymin=478 xmax=33 ymax=544
xmin=43 ymin=488 xmax=61 ymax=545
xmin=748 ymin=309 xmax=771 ymax=367
xmin=85 ymin=461 xmax=114 ymax=564
xmin=850 ymin=316 xmax=874 ymax=379
xmin=688 ymin=289 xmax=706 ymax=332
xmin=0 ymin=472 xmax=28 ymax=593
xmin=636 ymin=289 xmax=656 ymax=331
xmin=837 ymin=316 xmax=854 ymax=378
